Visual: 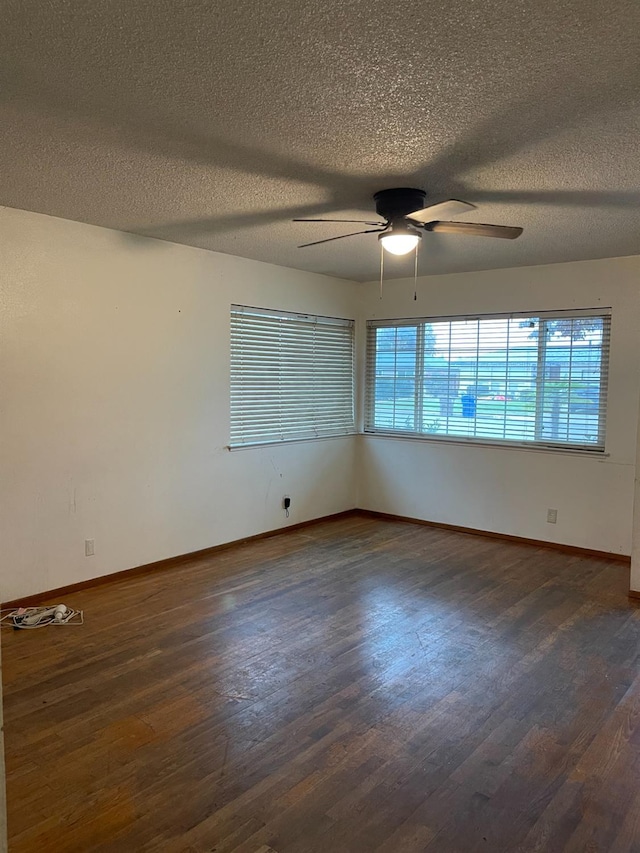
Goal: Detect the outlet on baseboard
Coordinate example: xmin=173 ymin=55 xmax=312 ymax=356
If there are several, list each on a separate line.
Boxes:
xmin=546 ymin=508 xmax=558 ymax=524
xmin=85 ymin=538 xmax=95 ymax=556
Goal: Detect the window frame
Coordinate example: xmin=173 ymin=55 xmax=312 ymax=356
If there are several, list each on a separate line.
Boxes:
xmin=364 ymin=308 xmax=611 ymax=454
xmin=230 ymin=304 xmax=356 ymax=449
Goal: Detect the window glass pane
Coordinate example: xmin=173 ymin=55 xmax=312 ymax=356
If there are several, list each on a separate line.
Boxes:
xmin=372 ymin=326 xmax=417 ymax=431
xmin=538 ymin=316 xmax=605 ymax=446
xmin=419 ymin=317 xmax=540 ymax=442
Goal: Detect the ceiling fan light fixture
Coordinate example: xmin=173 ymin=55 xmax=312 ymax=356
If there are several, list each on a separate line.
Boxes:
xmin=378 ymin=224 xmax=422 ymax=256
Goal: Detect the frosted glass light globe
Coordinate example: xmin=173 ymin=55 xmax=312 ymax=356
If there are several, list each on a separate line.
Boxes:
xmin=379 ymin=232 xmax=421 ymax=255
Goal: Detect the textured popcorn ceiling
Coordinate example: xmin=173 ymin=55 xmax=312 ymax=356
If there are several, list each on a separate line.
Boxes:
xmin=1 ymin=0 xmax=639 ymax=280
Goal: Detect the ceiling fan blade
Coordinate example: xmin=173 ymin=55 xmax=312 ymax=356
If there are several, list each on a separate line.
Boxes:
xmin=298 ymin=228 xmax=384 ymax=248
xmin=425 ymin=221 xmax=523 ymax=239
xmin=407 ymin=199 xmax=476 ymax=224
xmin=293 ymin=218 xmax=383 ymax=226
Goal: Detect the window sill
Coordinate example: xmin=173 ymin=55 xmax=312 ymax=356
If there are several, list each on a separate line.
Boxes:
xmin=361 ymin=430 xmax=610 ymax=459
xmin=228 ymin=432 xmax=357 ymax=451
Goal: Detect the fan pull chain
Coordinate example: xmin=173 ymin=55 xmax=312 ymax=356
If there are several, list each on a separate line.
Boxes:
xmin=379 ymin=243 xmax=384 ymax=300
xmin=413 ymin=244 xmax=419 ymax=301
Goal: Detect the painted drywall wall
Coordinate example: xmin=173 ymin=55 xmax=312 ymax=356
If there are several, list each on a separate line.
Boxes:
xmin=0 ymin=207 xmax=359 ymax=602
xmin=357 ymin=256 xmax=640 ymax=556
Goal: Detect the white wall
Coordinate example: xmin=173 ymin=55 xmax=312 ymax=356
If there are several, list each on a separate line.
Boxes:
xmin=357 ymin=257 xmax=640 ymax=557
xmin=0 ymin=208 xmax=359 ymax=602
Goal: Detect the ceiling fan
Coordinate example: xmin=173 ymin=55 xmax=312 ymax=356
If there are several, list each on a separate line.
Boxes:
xmin=294 ymin=187 xmax=523 ymax=255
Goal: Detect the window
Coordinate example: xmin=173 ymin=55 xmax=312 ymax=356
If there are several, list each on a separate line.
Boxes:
xmin=231 ymin=305 xmax=355 ymax=446
xmin=365 ymin=310 xmax=610 ymax=451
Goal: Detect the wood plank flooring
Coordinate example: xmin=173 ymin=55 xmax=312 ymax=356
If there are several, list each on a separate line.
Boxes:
xmin=2 ymin=514 xmax=640 ymax=852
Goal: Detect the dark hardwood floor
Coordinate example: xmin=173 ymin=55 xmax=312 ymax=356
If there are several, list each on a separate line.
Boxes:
xmin=2 ymin=514 xmax=639 ymax=852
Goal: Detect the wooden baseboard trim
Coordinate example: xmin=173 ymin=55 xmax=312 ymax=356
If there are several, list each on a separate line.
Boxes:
xmin=628 ymin=590 xmax=640 ymax=601
xmin=4 ymin=507 xmax=632 ymax=609
xmin=355 ymin=509 xmax=632 ymax=564
xmin=1 ymin=509 xmax=358 ymax=609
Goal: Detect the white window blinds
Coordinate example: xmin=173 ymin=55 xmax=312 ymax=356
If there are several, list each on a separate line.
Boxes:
xmin=231 ymin=305 xmax=355 ymax=447
xmin=365 ymin=310 xmax=610 ymax=452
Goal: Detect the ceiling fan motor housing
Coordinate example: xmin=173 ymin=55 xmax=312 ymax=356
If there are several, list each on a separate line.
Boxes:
xmin=374 ymin=188 xmax=427 ymax=222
